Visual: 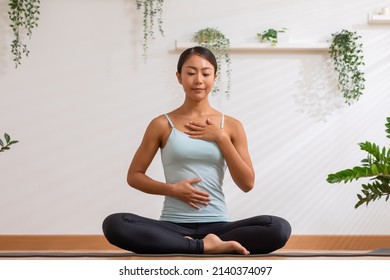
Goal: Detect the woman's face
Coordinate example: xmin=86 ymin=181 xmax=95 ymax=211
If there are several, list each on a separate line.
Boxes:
xmin=176 ymin=54 xmax=216 ymax=100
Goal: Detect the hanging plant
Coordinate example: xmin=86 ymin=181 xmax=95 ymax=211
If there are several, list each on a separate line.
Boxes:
xmin=194 ymin=27 xmax=231 ymax=98
xmin=135 ymin=0 xmax=164 ymax=60
xmin=8 ymin=0 xmax=41 ymax=68
xmin=327 ymin=117 xmax=390 ymax=208
xmin=0 ymin=133 xmax=19 ymax=153
xmin=329 ymin=29 xmax=365 ymax=105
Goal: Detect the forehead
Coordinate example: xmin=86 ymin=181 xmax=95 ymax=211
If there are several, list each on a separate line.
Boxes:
xmin=183 ymin=54 xmax=214 ymax=70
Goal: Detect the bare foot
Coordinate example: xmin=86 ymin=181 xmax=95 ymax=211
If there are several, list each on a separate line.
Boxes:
xmin=203 ymin=234 xmax=250 ymax=255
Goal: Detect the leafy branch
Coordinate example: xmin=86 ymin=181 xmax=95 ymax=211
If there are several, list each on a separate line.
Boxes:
xmin=327 ymin=117 xmax=390 ymax=208
xmin=8 ymin=0 xmax=40 ymax=68
xmin=135 ymin=0 xmax=164 ymax=61
xmin=0 ymin=133 xmax=19 ymax=153
xmin=329 ymin=29 xmax=365 ymax=105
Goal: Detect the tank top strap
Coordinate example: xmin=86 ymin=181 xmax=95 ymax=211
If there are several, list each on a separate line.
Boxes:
xmin=220 ymin=113 xmax=225 ymax=129
xmin=164 ymin=114 xmax=175 ymax=128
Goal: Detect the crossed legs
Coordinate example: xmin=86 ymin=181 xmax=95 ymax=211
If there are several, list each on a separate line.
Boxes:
xmin=102 ymin=213 xmax=291 ymax=254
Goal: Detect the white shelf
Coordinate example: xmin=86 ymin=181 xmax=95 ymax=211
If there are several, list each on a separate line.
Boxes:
xmin=368 ymin=13 xmax=390 ymax=23
xmin=175 ymin=41 xmax=329 ymax=52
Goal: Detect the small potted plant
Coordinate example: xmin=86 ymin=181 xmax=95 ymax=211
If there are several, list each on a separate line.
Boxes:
xmin=194 ymin=27 xmax=232 ymax=99
xmin=327 ymin=117 xmax=390 ymax=208
xmin=329 ymin=29 xmax=365 ymax=105
xmin=257 ymin=28 xmax=287 ymax=46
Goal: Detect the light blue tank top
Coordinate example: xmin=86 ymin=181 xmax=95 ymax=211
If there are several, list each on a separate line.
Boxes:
xmin=160 ymin=114 xmax=229 ymax=223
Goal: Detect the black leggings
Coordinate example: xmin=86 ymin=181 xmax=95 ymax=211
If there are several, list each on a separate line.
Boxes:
xmin=102 ymin=213 xmax=291 ymax=254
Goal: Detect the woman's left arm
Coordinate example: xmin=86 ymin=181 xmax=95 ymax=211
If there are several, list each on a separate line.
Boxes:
xmin=185 ymin=117 xmax=255 ymax=192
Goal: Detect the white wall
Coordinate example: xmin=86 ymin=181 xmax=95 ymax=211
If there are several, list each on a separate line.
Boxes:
xmin=1 ymin=0 xmax=390 ymax=235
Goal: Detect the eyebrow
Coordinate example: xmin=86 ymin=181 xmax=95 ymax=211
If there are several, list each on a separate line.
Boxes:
xmin=185 ymin=66 xmax=213 ymax=71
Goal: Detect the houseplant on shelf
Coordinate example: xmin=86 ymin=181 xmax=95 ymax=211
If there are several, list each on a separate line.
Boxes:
xmin=329 ymin=29 xmax=365 ymax=105
xmin=135 ymin=0 xmax=164 ymax=60
xmin=194 ymin=27 xmax=231 ymax=98
xmin=8 ymin=0 xmax=40 ymax=68
xmin=326 ymin=117 xmax=390 ymax=208
xmin=0 ymin=133 xmax=18 ymax=153
xmin=257 ymin=28 xmax=287 ymax=46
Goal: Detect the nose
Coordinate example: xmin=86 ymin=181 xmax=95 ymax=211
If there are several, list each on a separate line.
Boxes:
xmin=194 ymin=73 xmax=203 ymax=84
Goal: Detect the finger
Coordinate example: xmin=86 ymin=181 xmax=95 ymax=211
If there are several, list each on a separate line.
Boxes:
xmin=195 ymin=199 xmax=210 ymax=206
xmin=191 ymin=196 xmax=210 ymax=206
xmin=193 ymin=190 xmax=210 ymax=199
xmin=188 ymin=121 xmax=206 ymax=126
xmin=185 ymin=131 xmax=204 ymax=137
xmin=190 ymin=198 xmax=210 ymax=208
xmin=186 ymin=122 xmax=205 ymax=130
xmin=189 ymin=202 xmax=201 ymax=210
xmin=187 ymin=177 xmax=202 ymax=184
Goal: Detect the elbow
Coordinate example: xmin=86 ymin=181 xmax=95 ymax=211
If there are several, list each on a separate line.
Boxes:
xmin=127 ymin=177 xmax=133 ymax=187
xmin=127 ymin=171 xmax=136 ymax=187
xmin=237 ymin=177 xmax=255 ymax=193
xmin=239 ymin=173 xmax=255 ymax=193
xmin=241 ymin=183 xmax=254 ymax=193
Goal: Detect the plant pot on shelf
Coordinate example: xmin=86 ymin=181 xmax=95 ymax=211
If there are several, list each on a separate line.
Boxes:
xmin=257 ymin=28 xmax=287 ymax=46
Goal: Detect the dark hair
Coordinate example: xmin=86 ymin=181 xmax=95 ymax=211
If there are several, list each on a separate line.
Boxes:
xmin=177 ymin=46 xmax=218 ymax=74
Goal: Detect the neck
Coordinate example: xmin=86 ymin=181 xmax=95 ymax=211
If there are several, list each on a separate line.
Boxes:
xmin=179 ymin=98 xmax=214 ymax=116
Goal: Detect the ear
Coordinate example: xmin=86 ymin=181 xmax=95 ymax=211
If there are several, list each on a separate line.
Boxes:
xmin=176 ymin=72 xmax=183 ymax=85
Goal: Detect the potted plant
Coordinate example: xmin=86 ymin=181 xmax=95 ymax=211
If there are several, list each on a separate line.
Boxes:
xmin=327 ymin=117 xmax=390 ymax=208
xmin=0 ymin=133 xmax=18 ymax=153
xmin=8 ymin=0 xmax=40 ymax=68
xmin=135 ymin=0 xmax=164 ymax=61
xmin=257 ymin=28 xmax=287 ymax=46
xmin=329 ymin=29 xmax=365 ymax=105
xmin=194 ymin=27 xmax=232 ymax=98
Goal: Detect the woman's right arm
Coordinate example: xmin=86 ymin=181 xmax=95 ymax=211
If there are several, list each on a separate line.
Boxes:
xmin=127 ymin=116 xmax=210 ymax=209
xmin=127 ymin=116 xmax=172 ymax=195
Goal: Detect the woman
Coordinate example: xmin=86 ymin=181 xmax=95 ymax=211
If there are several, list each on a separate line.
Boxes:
xmin=103 ymin=46 xmax=291 ymax=255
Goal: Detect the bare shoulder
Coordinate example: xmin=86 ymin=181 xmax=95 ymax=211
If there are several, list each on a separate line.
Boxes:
xmin=144 ymin=114 xmax=171 ymax=147
xmin=224 ymin=115 xmax=245 ymax=130
xmin=224 ymin=115 xmax=247 ymax=141
xmin=149 ymin=114 xmax=169 ymax=128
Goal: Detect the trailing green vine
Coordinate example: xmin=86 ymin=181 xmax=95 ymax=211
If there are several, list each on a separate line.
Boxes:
xmin=8 ymin=0 xmax=40 ymax=68
xmin=135 ymin=0 xmax=164 ymax=60
xmin=327 ymin=117 xmax=390 ymax=208
xmin=0 ymin=133 xmax=19 ymax=153
xmin=329 ymin=29 xmax=365 ymax=105
xmin=194 ymin=27 xmax=231 ymax=98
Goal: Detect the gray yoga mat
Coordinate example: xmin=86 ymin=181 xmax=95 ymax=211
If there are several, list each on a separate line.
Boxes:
xmin=1 ymin=248 xmax=390 ymax=258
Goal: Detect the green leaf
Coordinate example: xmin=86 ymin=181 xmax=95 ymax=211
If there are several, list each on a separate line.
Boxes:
xmin=326 ymin=174 xmax=339 ymax=183
xmin=4 ymin=133 xmax=10 ymax=143
xmin=371 ymin=164 xmax=379 ymax=174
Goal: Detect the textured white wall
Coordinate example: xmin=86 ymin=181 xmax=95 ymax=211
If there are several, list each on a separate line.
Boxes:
xmin=1 ymin=0 xmax=390 ymax=234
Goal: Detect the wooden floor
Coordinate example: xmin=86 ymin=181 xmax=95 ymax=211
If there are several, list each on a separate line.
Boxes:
xmin=1 ymin=249 xmax=390 ymax=260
